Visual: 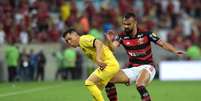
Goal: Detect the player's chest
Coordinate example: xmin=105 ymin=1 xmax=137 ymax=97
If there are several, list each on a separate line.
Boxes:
xmin=81 ymin=47 xmax=95 ymax=57
xmin=121 ymin=35 xmax=149 ymax=46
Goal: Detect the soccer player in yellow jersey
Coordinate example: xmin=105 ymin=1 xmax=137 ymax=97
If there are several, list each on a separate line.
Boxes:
xmin=62 ymin=28 xmax=121 ymax=101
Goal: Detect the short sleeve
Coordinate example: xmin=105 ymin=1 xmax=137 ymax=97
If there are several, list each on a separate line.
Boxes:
xmin=147 ymin=32 xmax=160 ymax=44
xmin=80 ymin=35 xmax=96 ymax=48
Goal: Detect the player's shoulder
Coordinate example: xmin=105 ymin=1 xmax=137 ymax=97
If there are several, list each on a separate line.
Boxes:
xmin=137 ymin=27 xmax=152 ymax=35
xmin=80 ymin=34 xmax=95 ymax=39
xmin=80 ymin=34 xmax=95 ymax=43
xmin=80 ymin=34 xmax=95 ymax=41
xmin=138 ymin=31 xmax=153 ymax=36
xmin=142 ymin=31 xmax=157 ymax=38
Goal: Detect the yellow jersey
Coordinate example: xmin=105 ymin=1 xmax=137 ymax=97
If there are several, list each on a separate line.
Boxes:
xmin=79 ymin=35 xmax=118 ymax=66
xmin=80 ymin=35 xmax=120 ymax=85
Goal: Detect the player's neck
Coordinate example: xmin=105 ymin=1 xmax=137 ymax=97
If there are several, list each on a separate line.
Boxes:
xmin=132 ymin=27 xmax=137 ymax=36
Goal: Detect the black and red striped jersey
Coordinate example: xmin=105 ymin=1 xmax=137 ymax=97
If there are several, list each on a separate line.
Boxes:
xmin=116 ymin=31 xmax=160 ymax=67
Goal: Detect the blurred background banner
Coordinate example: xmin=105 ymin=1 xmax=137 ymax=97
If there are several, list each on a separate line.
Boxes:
xmin=159 ymin=61 xmax=201 ymax=81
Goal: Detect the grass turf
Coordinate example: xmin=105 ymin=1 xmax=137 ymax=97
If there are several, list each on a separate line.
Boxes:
xmin=0 ymin=80 xmax=200 ymax=101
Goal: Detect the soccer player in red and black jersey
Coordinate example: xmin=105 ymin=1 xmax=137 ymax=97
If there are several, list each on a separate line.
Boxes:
xmin=105 ymin=12 xmax=185 ymax=101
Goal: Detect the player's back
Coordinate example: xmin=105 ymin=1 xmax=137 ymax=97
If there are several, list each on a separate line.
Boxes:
xmin=79 ymin=34 xmax=119 ymax=66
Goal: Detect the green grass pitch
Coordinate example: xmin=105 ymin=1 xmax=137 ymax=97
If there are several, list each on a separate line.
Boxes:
xmin=0 ymin=80 xmax=200 ymax=101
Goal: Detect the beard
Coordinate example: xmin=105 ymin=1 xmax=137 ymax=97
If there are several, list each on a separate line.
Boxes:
xmin=124 ymin=28 xmax=133 ymax=34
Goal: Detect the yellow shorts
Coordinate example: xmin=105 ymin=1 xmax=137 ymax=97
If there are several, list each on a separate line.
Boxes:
xmin=91 ymin=61 xmax=120 ymax=85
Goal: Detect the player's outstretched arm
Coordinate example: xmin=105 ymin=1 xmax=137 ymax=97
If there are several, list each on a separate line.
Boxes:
xmin=156 ymin=40 xmax=185 ymax=57
xmin=105 ymin=30 xmax=120 ymax=50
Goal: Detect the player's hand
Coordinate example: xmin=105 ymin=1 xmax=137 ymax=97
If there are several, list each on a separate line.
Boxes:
xmin=96 ymin=60 xmax=107 ymax=70
xmin=175 ymin=50 xmax=186 ymax=57
xmin=105 ymin=30 xmax=116 ymax=41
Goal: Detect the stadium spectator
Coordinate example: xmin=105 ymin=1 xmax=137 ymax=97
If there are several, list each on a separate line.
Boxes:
xmin=84 ymin=0 xmax=96 ymax=25
xmin=186 ymin=45 xmax=201 ymax=60
xmin=0 ymin=23 xmax=5 ymax=45
xmin=19 ymin=48 xmax=30 ymax=81
xmin=118 ymin=0 xmax=133 ymax=15
xmin=62 ymin=47 xmax=77 ymax=80
xmin=89 ymin=27 xmax=103 ymax=41
xmin=53 ymin=50 xmax=64 ymax=80
xmin=5 ymin=41 xmax=20 ymax=82
xmin=35 ymin=50 xmax=46 ymax=81
xmin=37 ymin=30 xmax=48 ymax=42
xmin=19 ymin=26 xmax=29 ymax=44
xmin=36 ymin=9 xmax=49 ymax=32
xmin=74 ymin=50 xmax=83 ymax=79
xmin=29 ymin=49 xmax=37 ymax=81
xmin=79 ymin=14 xmax=90 ymax=34
xmin=60 ymin=1 xmax=71 ymax=22
xmin=48 ymin=24 xmax=60 ymax=42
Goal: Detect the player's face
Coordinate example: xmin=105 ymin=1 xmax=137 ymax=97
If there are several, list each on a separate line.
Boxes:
xmin=64 ymin=32 xmax=79 ymax=48
xmin=122 ymin=17 xmax=136 ymax=33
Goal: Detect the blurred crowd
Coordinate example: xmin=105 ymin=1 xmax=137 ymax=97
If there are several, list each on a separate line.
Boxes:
xmin=5 ymin=41 xmax=83 ymax=82
xmin=52 ymin=46 xmax=83 ymax=81
xmin=5 ymin=42 xmax=47 ymax=82
xmin=0 ymin=0 xmax=200 ymax=59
